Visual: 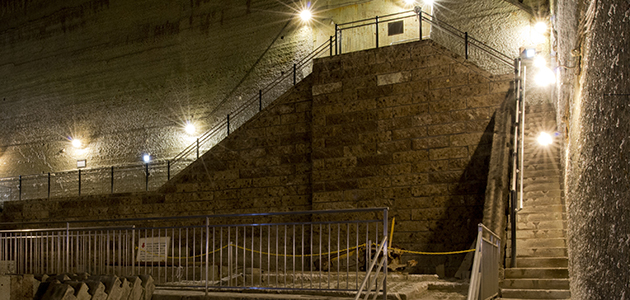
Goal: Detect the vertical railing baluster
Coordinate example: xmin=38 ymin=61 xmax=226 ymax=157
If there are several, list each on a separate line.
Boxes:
xmin=375 ymin=16 xmax=379 ymax=49
xmin=18 ymin=175 xmax=21 ymax=201
xmin=227 ymin=114 xmax=230 ymax=136
xmin=293 ymin=64 xmax=297 ymax=85
xmin=167 ymin=161 xmax=171 ymax=181
xmin=47 ymin=173 xmax=51 ymax=199
xmin=465 ymin=32 xmax=469 ymax=59
xmin=196 ymin=138 xmax=200 ymax=159
xmin=335 ymin=24 xmax=339 ymax=55
xmin=111 ymin=166 xmax=114 ymax=194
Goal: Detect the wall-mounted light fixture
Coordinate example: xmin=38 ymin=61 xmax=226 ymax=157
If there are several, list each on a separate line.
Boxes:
xmin=143 ymin=154 xmax=151 ymax=163
xmin=184 ymin=121 xmax=196 ymax=135
xmin=71 ymin=138 xmax=82 ymax=148
xmin=537 ymin=132 xmax=553 ymax=146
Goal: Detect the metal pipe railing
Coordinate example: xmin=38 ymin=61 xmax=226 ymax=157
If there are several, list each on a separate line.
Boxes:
xmin=0 ymin=208 xmax=388 ymax=297
xmin=467 ymin=223 xmax=501 ymax=300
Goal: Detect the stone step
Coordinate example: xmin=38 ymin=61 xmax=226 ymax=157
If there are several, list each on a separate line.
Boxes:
xmin=514 ymin=257 xmax=568 ymax=268
xmin=506 ymin=247 xmax=568 ymax=258
xmin=501 ymin=278 xmax=569 ymax=290
xmin=517 ymin=211 xmax=566 ymax=222
xmin=504 ymin=268 xmax=568 ymax=279
xmin=523 ymin=190 xmax=563 ymax=199
xmin=519 ymin=205 xmax=565 ymax=213
xmin=521 ymin=197 xmax=564 ymax=207
xmin=514 ymin=220 xmax=566 ymax=230
xmin=523 ymin=182 xmax=562 ymax=192
xmin=522 ymin=175 xmax=562 ymax=183
xmin=515 ymin=229 xmax=567 ymax=239
xmin=520 ymin=169 xmax=562 ymax=178
xmin=501 ymin=288 xmax=571 ymax=299
xmin=512 ymin=238 xmax=566 ymax=249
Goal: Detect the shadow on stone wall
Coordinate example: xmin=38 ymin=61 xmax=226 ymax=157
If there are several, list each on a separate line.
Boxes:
xmin=414 ymin=115 xmax=495 ymax=277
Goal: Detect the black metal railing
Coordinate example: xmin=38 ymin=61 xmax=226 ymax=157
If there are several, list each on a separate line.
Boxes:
xmin=0 ymin=8 xmax=516 ymax=202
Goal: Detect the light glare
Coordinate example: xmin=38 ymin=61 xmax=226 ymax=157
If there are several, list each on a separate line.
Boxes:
xmin=143 ymin=154 xmax=151 ymax=163
xmin=71 ymin=139 xmax=82 ymax=148
xmin=184 ymin=122 xmax=196 ymax=135
xmin=404 ymin=0 xmax=416 ymax=5
xmin=534 ymin=22 xmax=548 ymax=33
xmin=424 ymin=0 xmax=434 ymax=5
xmin=534 ymin=67 xmax=556 ymax=86
xmin=299 ymin=9 xmax=312 ymax=22
xmin=533 ymin=56 xmax=546 ymax=68
xmin=537 ymin=132 xmax=553 ymax=146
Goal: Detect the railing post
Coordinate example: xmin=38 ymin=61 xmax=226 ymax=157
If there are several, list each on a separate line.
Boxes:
xmin=227 ymin=114 xmax=230 ymax=136
xmin=78 ymin=169 xmax=81 ymax=196
xmin=47 ymin=172 xmax=51 ymax=199
xmin=335 ymin=24 xmax=339 ymax=55
xmin=259 ymin=90 xmax=262 ymax=111
xmin=131 ymin=226 xmax=136 ymax=275
xmin=417 ymin=7 xmax=423 ymax=39
xmin=293 ymin=63 xmax=297 ymax=85
xmin=382 ymin=208 xmax=388 ymax=299
xmin=66 ymin=222 xmax=70 ymax=273
xmin=167 ymin=160 xmax=171 ymax=180
xmin=375 ymin=16 xmax=379 ymax=49
xmin=18 ymin=175 xmax=21 ymax=201
xmin=205 ymin=217 xmax=210 ymax=297
xmin=510 ymin=57 xmax=522 ymax=268
xmin=111 ymin=166 xmax=114 ymax=194
xmin=145 ymin=163 xmax=149 ymax=192
xmin=196 ymin=138 xmax=200 ymax=159
xmin=465 ymin=32 xmax=469 ymax=59
xmin=329 ymin=36 xmax=333 ymax=56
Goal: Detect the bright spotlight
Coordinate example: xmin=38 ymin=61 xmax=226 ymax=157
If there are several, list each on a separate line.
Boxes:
xmin=424 ymin=0 xmax=434 ymax=5
xmin=537 ymin=132 xmax=553 ymax=146
xmin=184 ymin=122 xmax=196 ymax=135
xmin=404 ymin=0 xmax=416 ymax=5
xmin=143 ymin=154 xmax=151 ymax=163
xmin=299 ymin=8 xmax=312 ymax=22
xmin=533 ymin=56 xmax=546 ymax=68
xmin=71 ymin=138 xmax=82 ymax=148
xmin=534 ymin=67 xmax=556 ymax=86
xmin=534 ymin=22 xmax=548 ymax=33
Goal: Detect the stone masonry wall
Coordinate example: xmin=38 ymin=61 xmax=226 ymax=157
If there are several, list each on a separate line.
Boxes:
xmin=0 ymin=40 xmax=512 ymax=277
xmin=310 ymin=40 xmax=511 ymax=275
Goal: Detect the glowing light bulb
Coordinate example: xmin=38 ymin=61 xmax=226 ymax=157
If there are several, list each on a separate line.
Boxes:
xmin=537 ymin=132 xmax=553 ymax=146
xmin=299 ymin=9 xmax=312 ymax=22
xmin=143 ymin=154 xmax=151 ymax=163
xmin=534 ymin=22 xmax=548 ymax=34
xmin=71 ymin=139 xmax=82 ymax=148
xmin=184 ymin=122 xmax=196 ymax=135
xmin=534 ymin=67 xmax=556 ymax=86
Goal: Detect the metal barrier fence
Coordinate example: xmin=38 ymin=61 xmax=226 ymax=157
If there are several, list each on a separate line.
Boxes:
xmin=0 ymin=208 xmax=388 ymax=297
xmin=467 ymin=224 xmax=501 ymax=300
xmin=0 ymin=7 xmax=515 ymax=203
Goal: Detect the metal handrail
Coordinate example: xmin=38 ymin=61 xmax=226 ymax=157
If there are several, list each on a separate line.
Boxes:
xmin=467 ymin=223 xmax=501 ymax=300
xmin=354 ymin=238 xmax=388 ymax=300
xmin=0 ymin=208 xmax=389 ymax=296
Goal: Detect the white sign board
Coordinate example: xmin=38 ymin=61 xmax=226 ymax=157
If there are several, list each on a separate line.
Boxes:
xmin=137 ymin=237 xmax=170 ymax=262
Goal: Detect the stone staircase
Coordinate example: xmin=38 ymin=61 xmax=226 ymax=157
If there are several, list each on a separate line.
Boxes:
xmin=501 ymin=103 xmax=571 ymax=300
